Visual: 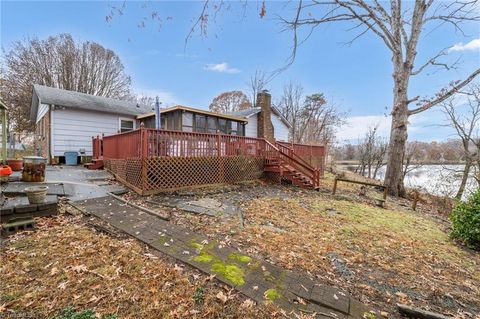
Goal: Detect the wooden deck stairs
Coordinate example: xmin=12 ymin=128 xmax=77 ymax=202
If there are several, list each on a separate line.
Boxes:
xmin=264 ymin=141 xmax=320 ymax=190
xmin=84 ymin=157 xmax=103 ymax=170
xmin=85 ymin=136 xmax=104 ymax=170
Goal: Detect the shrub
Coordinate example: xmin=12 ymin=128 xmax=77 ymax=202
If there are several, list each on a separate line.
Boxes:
xmin=450 ymin=189 xmax=480 ymax=250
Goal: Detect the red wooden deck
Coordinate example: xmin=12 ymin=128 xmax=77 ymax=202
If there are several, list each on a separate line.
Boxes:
xmin=92 ymin=126 xmax=326 ymax=195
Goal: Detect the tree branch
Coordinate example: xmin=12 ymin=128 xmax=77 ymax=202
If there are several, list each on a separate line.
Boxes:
xmin=411 ymin=46 xmax=458 ymax=76
xmin=408 ymin=68 xmax=480 ymax=116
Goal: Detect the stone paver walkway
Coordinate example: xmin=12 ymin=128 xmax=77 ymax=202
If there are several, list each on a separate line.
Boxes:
xmin=76 ymin=196 xmax=373 ymax=318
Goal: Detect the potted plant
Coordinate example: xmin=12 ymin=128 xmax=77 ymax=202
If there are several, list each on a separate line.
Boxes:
xmin=7 ymin=158 xmax=23 ymax=171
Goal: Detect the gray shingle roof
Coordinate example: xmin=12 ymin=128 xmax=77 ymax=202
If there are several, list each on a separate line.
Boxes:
xmin=229 ymin=107 xmax=261 ymax=118
xmin=32 ymin=85 xmax=153 ymax=118
xmin=228 ymin=106 xmax=292 ymax=128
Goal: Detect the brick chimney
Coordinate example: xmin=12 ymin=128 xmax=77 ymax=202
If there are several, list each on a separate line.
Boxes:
xmin=256 ymin=90 xmax=274 ymax=142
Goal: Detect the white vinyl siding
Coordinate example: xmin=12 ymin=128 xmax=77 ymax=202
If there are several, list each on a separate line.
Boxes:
xmin=272 ymin=115 xmax=289 ymax=142
xmin=244 ymin=115 xmax=258 ymax=138
xmin=36 ymin=103 xmax=49 ymax=123
xmin=51 ymin=107 xmax=136 ymax=156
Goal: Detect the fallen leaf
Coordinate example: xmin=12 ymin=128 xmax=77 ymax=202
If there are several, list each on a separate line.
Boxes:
xmin=216 ymin=291 xmax=228 ymax=304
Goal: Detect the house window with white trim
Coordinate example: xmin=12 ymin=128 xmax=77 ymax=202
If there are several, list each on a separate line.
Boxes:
xmin=119 ymin=118 xmax=135 ymax=133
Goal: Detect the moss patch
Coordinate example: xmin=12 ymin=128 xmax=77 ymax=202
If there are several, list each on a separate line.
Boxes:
xmin=190 ymin=242 xmax=248 ymax=286
xmin=193 ymin=251 xmax=215 ymax=263
xmin=228 ymin=253 xmax=252 ymax=264
xmin=156 ymin=236 xmax=168 ymax=245
xmin=211 ymin=262 xmax=245 ymax=286
xmin=264 ymin=288 xmax=282 ymax=301
xmin=189 ymin=241 xmax=204 ymax=251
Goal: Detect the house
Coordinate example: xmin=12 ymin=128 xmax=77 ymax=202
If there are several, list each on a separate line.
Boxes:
xmin=30 ymin=85 xmax=153 ymax=163
xmin=228 ymin=91 xmax=292 ymax=142
xmin=30 ymin=85 xmax=301 ymax=169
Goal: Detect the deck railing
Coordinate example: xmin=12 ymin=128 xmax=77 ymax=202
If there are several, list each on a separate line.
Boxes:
xmin=142 ymin=128 xmax=265 ymax=158
xmin=103 ymin=129 xmax=143 ymax=159
xmin=98 ymin=127 xmax=325 ymax=194
xmin=276 ymin=141 xmax=326 ymax=175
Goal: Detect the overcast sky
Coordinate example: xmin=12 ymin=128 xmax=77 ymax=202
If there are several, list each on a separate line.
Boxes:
xmin=2 ymin=1 xmax=479 ymax=143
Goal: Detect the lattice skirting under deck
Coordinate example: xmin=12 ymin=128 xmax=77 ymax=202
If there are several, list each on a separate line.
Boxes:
xmin=105 ymin=156 xmax=264 ymax=195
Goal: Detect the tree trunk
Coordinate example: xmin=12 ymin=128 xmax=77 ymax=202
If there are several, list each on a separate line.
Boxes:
xmin=385 ymin=73 xmax=409 ymax=197
xmin=455 ymin=161 xmax=471 ymax=200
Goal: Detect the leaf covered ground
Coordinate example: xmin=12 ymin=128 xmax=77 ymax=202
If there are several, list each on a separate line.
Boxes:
xmin=160 ymin=179 xmax=480 ymax=318
xmin=0 ymin=214 xmax=281 ymax=319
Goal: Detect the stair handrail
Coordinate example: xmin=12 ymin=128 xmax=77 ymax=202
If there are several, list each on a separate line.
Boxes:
xmin=275 ymin=142 xmax=315 ymax=171
xmin=275 ymin=142 xmax=320 ymax=187
xmin=265 ymin=140 xmax=319 ymax=188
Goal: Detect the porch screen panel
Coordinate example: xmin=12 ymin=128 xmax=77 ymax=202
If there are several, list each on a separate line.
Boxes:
xmin=182 ymin=112 xmax=193 ymax=132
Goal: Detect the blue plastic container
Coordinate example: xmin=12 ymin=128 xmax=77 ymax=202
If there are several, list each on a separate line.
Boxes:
xmin=64 ymin=151 xmax=78 ymax=165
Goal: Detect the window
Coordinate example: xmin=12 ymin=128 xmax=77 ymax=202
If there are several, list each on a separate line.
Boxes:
xmin=228 ymin=120 xmax=237 ymax=135
xmin=182 ymin=112 xmax=193 ymax=132
xmin=119 ymin=118 xmax=135 ymax=133
xmin=195 ymin=115 xmax=206 ymax=133
xmin=218 ymin=119 xmax=227 ymax=134
xmin=207 ymin=116 xmax=217 ymax=134
xmin=237 ymin=123 xmax=245 ymax=136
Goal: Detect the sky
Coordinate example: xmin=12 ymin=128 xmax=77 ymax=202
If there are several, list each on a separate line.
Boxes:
xmin=1 ymin=0 xmax=479 ymax=144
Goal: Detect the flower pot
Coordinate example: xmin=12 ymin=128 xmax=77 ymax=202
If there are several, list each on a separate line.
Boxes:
xmin=7 ymin=158 xmax=23 ymax=171
xmin=0 ymin=165 xmax=13 ymax=183
xmin=24 ymin=186 xmax=49 ymax=204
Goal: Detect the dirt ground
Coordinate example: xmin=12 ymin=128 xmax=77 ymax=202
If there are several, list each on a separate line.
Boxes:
xmin=0 ymin=213 xmax=283 ymax=319
xmin=127 ymin=177 xmax=480 ymax=319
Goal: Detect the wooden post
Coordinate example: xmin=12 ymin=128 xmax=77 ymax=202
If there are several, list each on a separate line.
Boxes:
xmin=412 ymin=190 xmax=419 ymax=211
xmin=140 ymin=124 xmax=148 ymax=193
xmin=2 ymin=108 xmax=7 ymax=164
xmin=383 ymin=186 xmax=388 ymax=200
xmin=332 ymin=177 xmax=338 ymax=195
xmin=217 ymin=133 xmax=224 ymax=183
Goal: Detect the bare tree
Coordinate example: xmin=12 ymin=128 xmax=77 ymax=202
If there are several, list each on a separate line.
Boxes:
xmin=277 ymin=81 xmax=304 ymax=142
xmin=279 ymin=0 xmax=480 ymax=196
xmin=442 ymin=83 xmax=480 ymax=199
xmin=300 ymin=94 xmax=346 ymax=145
xmin=1 ymin=33 xmax=132 ymax=132
xmin=248 ymin=70 xmax=268 ymax=107
xmin=403 ymin=141 xmax=424 ymax=178
xmin=356 ymin=126 xmax=388 ymax=179
xmin=278 ymin=83 xmax=346 ymax=145
xmin=209 ymin=91 xmax=252 ymax=114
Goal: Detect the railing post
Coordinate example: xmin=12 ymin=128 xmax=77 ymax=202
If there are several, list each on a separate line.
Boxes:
xmin=140 ymin=124 xmax=148 ymax=194
xmin=217 ymin=132 xmax=224 ymax=183
xmin=101 ymin=133 xmax=104 ymax=158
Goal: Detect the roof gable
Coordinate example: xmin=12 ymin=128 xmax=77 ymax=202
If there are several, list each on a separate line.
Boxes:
xmin=229 ymin=106 xmax=292 ymax=128
xmin=30 ymin=85 xmax=152 ymax=122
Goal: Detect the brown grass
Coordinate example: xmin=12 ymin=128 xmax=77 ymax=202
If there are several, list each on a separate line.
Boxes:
xmin=169 ymin=181 xmax=480 ymax=318
xmin=0 ymin=215 xmax=281 ymax=319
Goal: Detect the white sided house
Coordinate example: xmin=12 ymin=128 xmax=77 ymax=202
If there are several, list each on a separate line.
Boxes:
xmin=30 ymin=85 xmax=152 ymax=164
xmin=229 ymin=92 xmax=291 ymax=142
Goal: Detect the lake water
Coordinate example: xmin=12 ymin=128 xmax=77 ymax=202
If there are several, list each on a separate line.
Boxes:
xmin=342 ymin=165 xmax=478 ymax=199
